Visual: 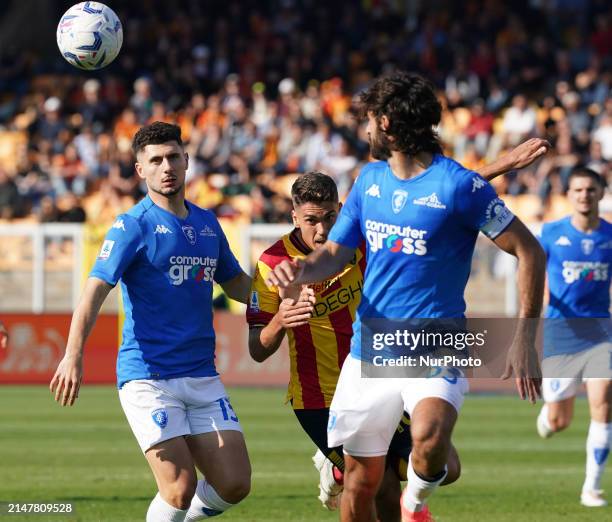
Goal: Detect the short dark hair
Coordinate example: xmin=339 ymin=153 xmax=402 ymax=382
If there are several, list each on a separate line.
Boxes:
xmin=132 ymin=121 xmax=183 ymax=155
xmin=291 ymin=172 xmax=338 ymax=206
xmin=568 ymin=166 xmax=606 ymax=189
xmin=357 ymin=71 xmax=442 ymax=156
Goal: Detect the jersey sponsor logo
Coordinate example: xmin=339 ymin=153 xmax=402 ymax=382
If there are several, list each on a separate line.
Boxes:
xmin=151 ymin=408 xmax=168 ymax=428
xmin=581 ymin=239 xmax=595 ymax=255
xmin=365 ymin=183 xmax=381 ymax=198
xmin=154 ymin=224 xmax=172 ymax=234
xmin=600 ymin=240 xmax=612 ymax=249
xmin=312 ymin=280 xmax=363 ymax=317
xmin=365 ymin=220 xmax=428 ymax=256
xmin=561 ymin=261 xmax=609 ymax=284
xmin=182 ymin=225 xmax=197 ymax=245
xmin=413 ymin=192 xmax=446 ymax=209
xmin=249 ymin=291 xmax=260 ymax=312
xmin=199 ymin=225 xmax=217 ymax=237
xmin=555 ymin=235 xmax=571 ymax=246
xmin=112 ymin=219 xmax=125 ymax=231
xmin=98 ymin=239 xmax=114 ymax=259
xmin=392 ymin=189 xmax=409 ymax=214
xmin=168 ymin=255 xmax=218 ymax=285
xmin=472 ymin=176 xmax=486 ymax=192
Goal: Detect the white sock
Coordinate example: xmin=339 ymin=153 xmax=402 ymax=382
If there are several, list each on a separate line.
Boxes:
xmin=146 ymin=493 xmax=187 ymax=522
xmin=402 ymin=455 xmax=447 ymax=513
xmin=539 ymin=404 xmax=552 ymax=430
xmin=185 ymin=480 xmax=234 ymax=521
xmin=583 ymin=421 xmax=612 ymax=492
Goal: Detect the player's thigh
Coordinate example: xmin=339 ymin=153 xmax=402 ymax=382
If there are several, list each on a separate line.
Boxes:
xmin=586 ymin=378 xmax=612 ymax=423
xmin=328 ymin=356 xmax=403 ymax=457
xmin=186 ymin=430 xmax=251 ymax=498
xmin=293 ymin=407 xmax=344 ymax=470
xmin=145 ymin=436 xmax=198 ymax=502
xmin=118 ymin=379 xmax=190 ymax=452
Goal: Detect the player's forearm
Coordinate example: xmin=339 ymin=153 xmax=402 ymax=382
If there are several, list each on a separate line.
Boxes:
xmin=516 ymin=241 xmax=546 ymax=320
xmin=65 ymin=279 xmax=110 ymax=359
xmin=477 ymin=158 xmax=512 ymax=182
xmin=249 ymin=321 xmax=285 ymax=362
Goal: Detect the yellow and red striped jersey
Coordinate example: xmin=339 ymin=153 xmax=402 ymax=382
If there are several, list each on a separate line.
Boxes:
xmin=247 ymin=229 xmax=365 ymax=409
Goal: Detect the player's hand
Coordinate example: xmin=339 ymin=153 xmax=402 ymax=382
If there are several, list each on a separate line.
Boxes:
xmin=0 ymin=322 xmax=8 ymax=350
xmin=50 ymin=354 xmax=83 ymax=407
xmin=506 ymin=138 xmax=551 ymax=170
xmin=277 ymin=285 xmax=315 ymax=328
xmin=266 ymin=258 xmax=305 ymax=289
xmin=502 ymin=341 xmax=542 ymax=404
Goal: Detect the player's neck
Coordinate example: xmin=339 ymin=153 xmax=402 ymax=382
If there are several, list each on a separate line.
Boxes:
xmin=387 ymin=151 xmax=433 ymax=180
xmin=149 ymin=190 xmax=189 ymax=219
xmin=571 ymin=212 xmax=600 ymax=233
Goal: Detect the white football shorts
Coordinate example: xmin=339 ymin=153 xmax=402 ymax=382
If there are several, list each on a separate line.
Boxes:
xmin=327 ymin=355 xmax=468 ymax=457
xmin=119 ymin=376 xmax=243 ymax=452
xmin=542 ymin=342 xmax=612 ymax=403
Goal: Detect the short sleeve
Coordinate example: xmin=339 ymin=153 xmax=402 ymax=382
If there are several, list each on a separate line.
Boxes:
xmin=90 ymin=215 xmax=143 ymax=286
xmin=212 ymin=220 xmax=242 ymax=283
xmin=246 ymin=260 xmax=281 ymax=327
xmin=453 ymin=171 xmax=515 ymax=239
xmin=537 ymin=224 xmax=550 ymax=257
xmin=328 ymin=177 xmax=364 ymax=248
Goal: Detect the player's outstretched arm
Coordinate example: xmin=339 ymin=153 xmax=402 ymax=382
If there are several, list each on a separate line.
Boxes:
xmin=477 ymin=138 xmax=551 ymax=182
xmin=249 ymin=286 xmax=315 ymax=362
xmin=266 ymin=240 xmax=354 ymax=289
xmin=50 ymin=277 xmax=112 ymax=407
xmin=220 ymin=270 xmax=252 ymax=304
xmin=492 ymin=219 xmax=546 ymax=403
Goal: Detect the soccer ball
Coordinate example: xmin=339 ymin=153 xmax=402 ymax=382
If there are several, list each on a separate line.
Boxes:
xmin=56 ymin=2 xmax=123 ymax=70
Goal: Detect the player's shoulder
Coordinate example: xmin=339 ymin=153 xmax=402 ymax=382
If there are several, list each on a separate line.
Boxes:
xmin=258 ymin=233 xmax=295 ymax=269
xmin=599 ymin=217 xmax=612 ymax=235
xmin=542 ymin=216 xmax=570 ymax=236
xmin=357 ymin=160 xmax=386 ymax=185
xmin=434 ymin=154 xmax=480 ymax=185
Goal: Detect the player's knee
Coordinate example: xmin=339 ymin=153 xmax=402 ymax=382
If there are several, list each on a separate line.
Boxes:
xmin=214 ymin=474 xmax=251 ymax=504
xmin=162 ymin=478 xmax=197 ymax=510
xmin=345 ymin=474 xmax=380 ymax=501
xmin=411 ymin=422 xmax=450 ymax=466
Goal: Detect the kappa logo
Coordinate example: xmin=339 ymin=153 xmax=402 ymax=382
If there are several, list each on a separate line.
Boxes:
xmin=366 ymin=184 xmax=381 ymax=198
xmin=182 ymin=225 xmax=197 ymax=245
xmin=154 ymin=224 xmax=172 ymax=234
xmin=472 ymin=176 xmax=486 ymax=192
xmin=413 ymin=192 xmax=446 ymax=209
xmin=392 ymin=189 xmax=409 ymax=214
xmin=112 ymin=219 xmax=125 ymax=231
xmin=98 ymin=240 xmax=114 ymax=260
xmin=581 ymin=239 xmax=595 ymax=255
xmin=555 ymin=236 xmax=571 ymax=246
xmin=151 ymin=408 xmax=168 ymax=429
xmin=199 ymin=225 xmax=217 ymax=237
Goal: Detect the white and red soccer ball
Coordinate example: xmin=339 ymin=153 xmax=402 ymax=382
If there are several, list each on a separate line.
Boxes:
xmin=57 ymin=2 xmax=123 ymax=70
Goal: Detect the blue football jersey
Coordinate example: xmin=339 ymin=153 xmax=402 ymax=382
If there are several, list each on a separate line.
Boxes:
xmin=90 ymin=196 xmax=242 ymax=387
xmin=328 ymin=155 xmax=515 ymax=359
xmin=539 ymin=217 xmax=612 ymax=355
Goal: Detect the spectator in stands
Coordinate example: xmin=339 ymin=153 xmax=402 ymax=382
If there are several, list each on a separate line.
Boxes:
xmin=0 ymin=167 xmax=23 ymax=220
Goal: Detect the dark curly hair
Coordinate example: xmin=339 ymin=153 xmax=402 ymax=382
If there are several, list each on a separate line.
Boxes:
xmin=357 ymin=71 xmax=442 ymax=157
xmin=291 ymin=172 xmax=338 ymax=206
xmin=132 ymin=121 xmax=183 ymax=155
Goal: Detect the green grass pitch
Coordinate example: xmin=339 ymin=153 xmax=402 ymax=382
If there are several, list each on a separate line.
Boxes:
xmin=0 ymin=386 xmax=608 ymax=521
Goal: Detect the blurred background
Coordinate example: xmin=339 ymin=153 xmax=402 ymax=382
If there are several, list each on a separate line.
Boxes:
xmin=0 ymin=0 xmax=610 ymax=379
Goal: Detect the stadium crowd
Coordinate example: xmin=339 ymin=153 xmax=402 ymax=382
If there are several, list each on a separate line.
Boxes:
xmin=0 ymin=0 xmax=610 ymax=225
